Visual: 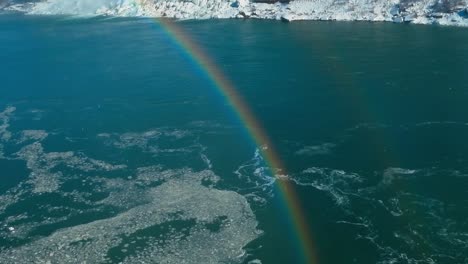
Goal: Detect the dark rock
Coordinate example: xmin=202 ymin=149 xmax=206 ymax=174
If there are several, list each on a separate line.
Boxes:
xmin=428 ymin=13 xmax=444 ymax=19
xmin=280 ymin=16 xmax=290 ymax=23
xmin=239 ymin=11 xmax=249 ymax=18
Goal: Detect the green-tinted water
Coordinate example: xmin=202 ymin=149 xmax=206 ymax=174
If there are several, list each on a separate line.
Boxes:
xmin=0 ymin=14 xmax=467 ymax=263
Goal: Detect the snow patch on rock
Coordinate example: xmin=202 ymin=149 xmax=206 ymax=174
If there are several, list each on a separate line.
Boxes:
xmin=4 ymin=0 xmax=468 ymax=26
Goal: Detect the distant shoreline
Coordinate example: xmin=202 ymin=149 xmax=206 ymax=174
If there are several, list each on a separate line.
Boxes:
xmin=2 ymin=0 xmax=468 ymax=27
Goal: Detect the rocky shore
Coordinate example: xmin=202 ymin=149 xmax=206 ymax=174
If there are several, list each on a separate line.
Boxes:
xmin=3 ymin=0 xmax=468 ymax=26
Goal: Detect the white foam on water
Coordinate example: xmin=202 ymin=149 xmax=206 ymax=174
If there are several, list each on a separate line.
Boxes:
xmin=232 ymin=148 xmax=277 ymax=207
xmin=200 ymin=152 xmax=213 ymax=169
xmin=234 ymin=148 xmax=275 ymax=188
xmin=300 ymin=167 xmax=363 ymax=206
xmin=2 ymin=105 xmax=466 ymax=263
xmin=28 ymin=109 xmax=45 ymax=121
xmin=0 ymin=106 xmax=15 ymax=142
xmin=0 ymin=111 xmax=260 ymax=263
xmin=0 ymin=169 xmax=260 ymax=264
xmin=100 ymin=128 xmax=193 ymax=154
xmin=148 ymin=145 xmax=195 ymax=154
xmin=0 ymin=190 xmax=23 ymax=213
xmin=17 ymin=130 xmax=49 ymax=144
xmin=289 ymin=166 xmax=468 ymax=263
xmin=336 ymin=217 xmax=371 ymax=228
xmin=189 ymin=120 xmax=226 ymax=129
xmin=135 ymin=165 xmax=177 ymax=183
xmin=111 ymin=130 xmax=163 ymax=149
xmin=345 ymin=122 xmax=391 ymax=133
xmin=15 ymin=142 xmax=127 ymax=193
xmin=381 ymin=167 xmax=418 ymax=186
xmin=295 ymin=143 xmax=336 ymax=156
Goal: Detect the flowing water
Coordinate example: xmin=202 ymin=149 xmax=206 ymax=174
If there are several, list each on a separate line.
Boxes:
xmin=0 ymin=14 xmax=468 ymax=264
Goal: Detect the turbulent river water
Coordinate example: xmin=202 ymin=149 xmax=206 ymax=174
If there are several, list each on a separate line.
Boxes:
xmin=0 ymin=14 xmax=467 ymax=264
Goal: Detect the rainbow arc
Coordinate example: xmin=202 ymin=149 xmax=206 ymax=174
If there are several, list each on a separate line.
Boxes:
xmin=146 ymin=16 xmax=317 ymax=264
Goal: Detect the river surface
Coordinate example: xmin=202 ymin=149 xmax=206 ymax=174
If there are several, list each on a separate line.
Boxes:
xmin=0 ymin=14 xmax=467 ymax=264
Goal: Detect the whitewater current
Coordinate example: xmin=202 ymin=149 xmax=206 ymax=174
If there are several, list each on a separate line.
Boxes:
xmin=2 ymin=0 xmax=468 ymax=26
xmin=1 ymin=103 xmax=467 ymax=263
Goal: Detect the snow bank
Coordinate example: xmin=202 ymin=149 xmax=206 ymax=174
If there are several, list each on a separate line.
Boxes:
xmin=4 ymin=0 xmax=468 ymax=26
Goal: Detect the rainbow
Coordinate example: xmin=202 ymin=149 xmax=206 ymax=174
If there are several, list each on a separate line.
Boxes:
xmin=149 ymin=17 xmax=317 ymax=263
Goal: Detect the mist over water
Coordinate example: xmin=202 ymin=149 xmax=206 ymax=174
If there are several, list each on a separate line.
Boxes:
xmin=7 ymin=0 xmax=133 ymax=14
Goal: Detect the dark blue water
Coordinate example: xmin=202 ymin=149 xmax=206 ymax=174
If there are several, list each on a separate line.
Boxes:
xmin=0 ymin=14 xmax=467 ymax=264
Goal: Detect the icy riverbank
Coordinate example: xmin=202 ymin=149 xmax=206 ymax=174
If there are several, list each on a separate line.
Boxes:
xmin=3 ymin=0 xmax=468 ymax=26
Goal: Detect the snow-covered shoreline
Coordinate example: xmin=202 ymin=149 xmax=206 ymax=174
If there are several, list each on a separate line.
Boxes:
xmin=3 ymin=0 xmax=468 ymax=27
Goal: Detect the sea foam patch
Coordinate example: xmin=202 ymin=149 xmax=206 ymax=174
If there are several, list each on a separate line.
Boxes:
xmin=17 ymin=130 xmax=49 ymax=144
xmin=0 ymin=106 xmax=15 ymax=142
xmin=15 ymin=142 xmax=127 ymax=193
xmin=0 ymin=106 xmax=260 ymax=263
xmin=99 ymin=128 xmax=193 ymax=154
xmin=0 ymin=169 xmax=260 ymax=264
xmin=295 ymin=143 xmax=336 ymax=156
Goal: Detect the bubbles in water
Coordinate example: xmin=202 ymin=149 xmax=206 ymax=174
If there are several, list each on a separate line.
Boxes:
xmin=295 ymin=142 xmax=336 ymax=156
xmin=0 ymin=106 xmax=260 ymax=264
xmin=0 ymin=169 xmax=260 ymax=264
xmin=17 ymin=130 xmax=48 ymax=144
xmin=0 ymin=106 xmax=15 ymax=142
